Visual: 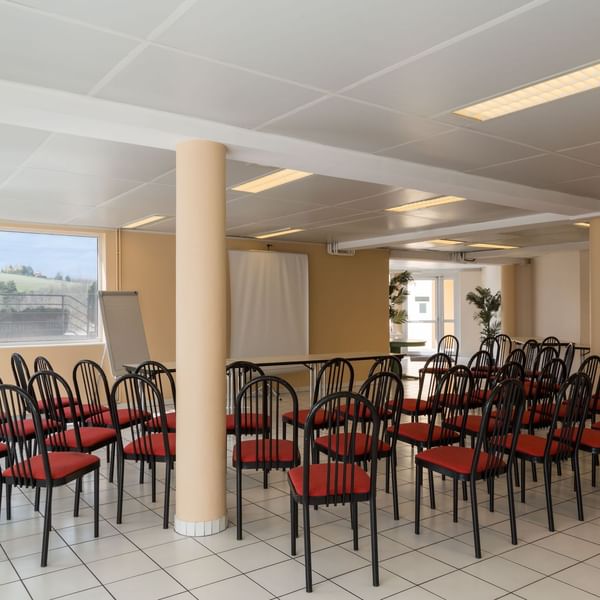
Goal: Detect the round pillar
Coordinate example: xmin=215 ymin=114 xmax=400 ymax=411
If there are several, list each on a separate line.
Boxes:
xmin=175 ymin=139 xmax=227 ymax=536
xmin=590 ymin=218 xmax=600 ymax=355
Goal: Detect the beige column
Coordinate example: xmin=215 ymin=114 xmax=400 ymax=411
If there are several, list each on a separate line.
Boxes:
xmin=501 ymin=265 xmax=517 ymax=337
xmin=175 ymin=140 xmax=228 ymax=536
xmin=590 ymin=218 xmax=600 ymax=354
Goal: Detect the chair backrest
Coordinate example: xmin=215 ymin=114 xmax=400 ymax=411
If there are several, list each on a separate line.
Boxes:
xmin=430 ymin=364 xmax=474 ymax=447
xmin=28 ymin=370 xmax=82 ymax=450
xmin=303 ymin=391 xmax=379 ymax=504
xmin=0 ymin=384 xmax=53 ymax=486
xmin=562 ymin=343 xmax=575 ymax=375
xmin=467 ymin=350 xmax=493 ymax=396
xmin=495 ymin=361 xmax=526 ymax=384
xmin=438 ymin=335 xmax=459 ymax=364
xmin=505 ymin=348 xmax=526 ymax=369
xmin=368 ymin=355 xmax=403 ymax=379
xmin=579 ymin=355 xmax=600 ymax=401
xmin=522 ymin=339 xmax=539 ymax=373
xmin=313 ymin=358 xmax=354 ymax=405
xmin=226 ymin=361 xmax=265 ymax=414
xmin=135 ymin=360 xmax=176 ymax=409
xmin=73 ymin=360 xmax=111 ymax=426
xmin=541 ymin=336 xmax=560 ymax=348
xmin=359 ymin=371 xmax=403 ymax=450
xmin=11 ymin=352 xmax=31 ymax=391
xmin=532 ymin=346 xmax=558 ymax=376
xmin=479 ymin=337 xmax=499 ymax=366
xmin=234 ymin=375 xmax=298 ymax=468
xmin=33 ymin=355 xmax=53 ymax=373
xmin=472 ymin=379 xmax=525 ymax=477
xmin=417 ymin=352 xmax=452 ymax=402
xmin=110 ymin=374 xmax=171 ymax=459
xmin=495 ymin=334 xmax=513 ymax=368
xmin=547 ymin=372 xmax=592 ymax=462
xmin=528 ymin=358 xmax=567 ymax=431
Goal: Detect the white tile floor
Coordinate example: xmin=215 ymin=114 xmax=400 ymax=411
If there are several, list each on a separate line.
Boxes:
xmin=2 ymin=382 xmax=600 ymax=600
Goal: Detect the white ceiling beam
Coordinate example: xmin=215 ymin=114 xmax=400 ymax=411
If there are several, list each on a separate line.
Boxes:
xmin=0 ymin=79 xmax=598 ymax=217
xmin=336 ymin=212 xmax=595 ymax=250
xmin=463 ymin=240 xmax=589 ymax=261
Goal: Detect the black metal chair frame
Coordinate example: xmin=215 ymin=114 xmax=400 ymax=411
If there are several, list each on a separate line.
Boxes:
xmin=438 ymin=334 xmax=459 ymax=365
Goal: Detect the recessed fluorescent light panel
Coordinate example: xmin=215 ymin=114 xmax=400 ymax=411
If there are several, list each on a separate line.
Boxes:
xmin=386 ymin=195 xmax=465 ymax=213
xmin=574 ymin=222 xmax=591 ymax=228
xmin=454 ymin=61 xmax=600 ymax=121
xmin=429 ymin=239 xmax=463 ymax=246
xmin=469 ymin=243 xmax=518 ymax=250
xmin=122 ymin=215 xmax=167 ymax=229
xmin=254 ymin=227 xmax=304 ymax=239
xmin=232 ymin=169 xmax=312 ymax=193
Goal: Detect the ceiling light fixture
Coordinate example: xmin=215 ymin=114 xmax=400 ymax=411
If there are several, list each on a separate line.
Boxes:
xmin=386 ymin=195 xmax=465 ymax=213
xmin=122 ymin=215 xmax=167 ymax=229
xmin=254 ymin=227 xmax=304 ymax=239
xmin=428 ymin=239 xmax=463 ymax=245
xmin=454 ymin=61 xmax=600 ymax=121
xmin=574 ymin=222 xmax=591 ymax=228
xmin=469 ymin=243 xmax=518 ymax=250
xmin=232 ymin=169 xmax=313 ymax=193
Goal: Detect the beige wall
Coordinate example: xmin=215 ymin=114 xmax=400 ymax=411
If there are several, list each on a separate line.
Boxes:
xmin=459 ymin=269 xmax=483 ymax=356
xmin=0 ymin=226 xmax=389 ymax=388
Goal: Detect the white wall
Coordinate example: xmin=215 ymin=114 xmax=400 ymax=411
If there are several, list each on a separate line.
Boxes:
xmin=533 ymin=251 xmax=582 ymax=342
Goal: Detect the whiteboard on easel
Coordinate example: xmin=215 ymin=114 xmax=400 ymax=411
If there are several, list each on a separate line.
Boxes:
xmin=99 ymin=291 xmax=150 ymax=376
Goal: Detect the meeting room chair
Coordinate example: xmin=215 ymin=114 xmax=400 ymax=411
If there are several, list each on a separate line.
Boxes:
xmin=467 ymin=350 xmax=493 ymax=406
xmin=579 ymin=354 xmax=600 ymax=423
xmin=522 ymin=339 xmax=539 ymax=376
xmin=0 ymin=384 xmax=100 ymax=567
xmin=110 ymin=374 xmax=175 ymax=529
xmin=479 ymin=337 xmax=500 ymax=367
xmin=232 ymin=375 xmax=300 ymax=539
xmin=495 ymin=333 xmax=513 ymax=369
xmin=288 ymin=391 xmax=380 ymax=592
xmin=438 ymin=334 xmax=459 ymax=364
xmin=415 ymin=378 xmax=525 ymax=558
xmin=368 ymin=355 xmax=403 ymax=378
xmin=505 ymin=348 xmax=526 ymax=369
xmin=136 ymin=360 xmax=177 ymax=432
xmin=225 ymin=361 xmax=266 ymax=436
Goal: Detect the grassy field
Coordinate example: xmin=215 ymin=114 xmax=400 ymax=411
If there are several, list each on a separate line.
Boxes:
xmin=0 ymin=272 xmax=91 ymax=295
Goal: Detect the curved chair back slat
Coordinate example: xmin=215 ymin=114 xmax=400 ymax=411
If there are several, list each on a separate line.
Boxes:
xmin=368 ymin=355 xmax=403 ymax=379
xmin=438 ymin=335 xmax=459 ymax=364
xmin=495 ymin=334 xmax=513 ymax=368
xmin=313 ymin=358 xmax=354 ymax=405
xmin=73 ymin=359 xmax=111 ymax=426
xmin=11 ymin=353 xmax=31 ymax=392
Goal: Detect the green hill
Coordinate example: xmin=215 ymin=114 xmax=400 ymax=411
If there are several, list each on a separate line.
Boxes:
xmin=0 ymin=272 xmax=91 ymax=295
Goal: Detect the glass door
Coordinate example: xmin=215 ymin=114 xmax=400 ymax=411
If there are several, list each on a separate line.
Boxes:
xmin=407 ymin=275 xmax=457 ymax=352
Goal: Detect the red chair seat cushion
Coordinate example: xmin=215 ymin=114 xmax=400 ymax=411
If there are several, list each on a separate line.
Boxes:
xmin=578 ymin=428 xmax=600 ymax=450
xmin=592 ymin=421 xmax=600 ymax=431
xmin=509 ymin=433 xmax=559 ymax=458
xmin=6 ymin=417 xmax=52 ymax=439
xmin=401 ymin=398 xmax=434 ymax=414
xmin=226 ymin=413 xmax=271 ymax=434
xmin=390 ymin=422 xmax=460 ymax=445
xmin=0 ymin=442 xmax=7 ymax=456
xmin=123 ymin=433 xmax=176 ymax=457
xmin=37 ymin=397 xmax=71 ymax=411
xmin=416 ymin=446 xmax=503 ymax=475
xmin=63 ymin=404 xmax=108 ymax=421
xmin=472 ymin=389 xmax=492 ymax=404
xmin=281 ymin=409 xmax=342 ymax=429
xmin=315 ymin=432 xmax=390 ymax=456
xmin=233 ymin=439 xmax=299 ymax=465
xmin=46 ymin=427 xmax=116 ymax=451
xmin=337 ymin=403 xmax=389 ymax=420
xmin=146 ymin=412 xmax=177 ymax=431
xmin=460 ymin=414 xmax=496 ymax=435
xmin=86 ymin=408 xmax=149 ymax=428
xmin=288 ymin=463 xmax=371 ymax=497
xmin=2 ymin=452 xmax=99 ymax=481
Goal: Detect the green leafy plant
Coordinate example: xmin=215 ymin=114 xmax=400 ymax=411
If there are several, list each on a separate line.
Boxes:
xmin=389 ymin=270 xmax=413 ymax=326
xmin=466 ymin=286 xmax=501 ymax=340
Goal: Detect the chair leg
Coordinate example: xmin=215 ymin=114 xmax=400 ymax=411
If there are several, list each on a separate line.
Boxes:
xmin=351 ymin=501 xmax=359 ymax=551
xmin=531 ymin=461 xmax=537 ymax=482
xmin=117 ymin=454 xmax=125 ymax=524
xmin=163 ymin=459 xmax=172 ymax=529
xmin=391 ymin=451 xmax=400 ymax=521
xmin=488 ymin=477 xmax=495 ymax=513
xmin=109 ymin=443 xmax=116 ymax=483
xmin=573 ymin=454 xmax=584 ymax=522
xmin=415 ymin=464 xmax=422 ymax=534
xmin=236 ymin=466 xmax=243 ymax=540
xmin=593 ymin=453 xmax=598 ymax=488
xmin=369 ymin=497 xmax=379 ymax=587
xmin=106 ymin=444 xmax=110 ymax=464
xmin=302 ymin=504 xmax=312 ymax=593
xmin=151 ymin=458 xmax=157 ymax=503
xmin=520 ymin=458 xmax=526 ymax=503
xmin=94 ymin=467 xmax=100 ymax=538
xmin=543 ymin=460 xmax=554 ymax=532
xmin=34 ymin=486 xmax=41 ymax=512
xmin=282 ymin=421 xmax=287 ymax=440
xmin=290 ymin=494 xmax=297 ymax=556
xmin=139 ymin=458 xmax=145 ymax=484
xmin=385 ymin=455 xmax=390 ymax=494
xmin=462 ymin=480 xmax=468 ymax=501
xmin=41 ymin=486 xmax=53 ymax=568
xmin=469 ymin=478 xmax=481 ymax=559
xmin=263 ymin=468 xmax=269 ymax=490
xmin=74 ymin=477 xmax=81 ymax=517
xmin=507 ymin=469 xmax=518 ymax=545
xmin=428 ymin=469 xmax=436 ymax=509
xmin=6 ymin=484 xmax=11 ymax=520
xmin=452 ymin=478 xmax=458 ymax=522
xmin=513 ymin=459 xmax=520 ymax=487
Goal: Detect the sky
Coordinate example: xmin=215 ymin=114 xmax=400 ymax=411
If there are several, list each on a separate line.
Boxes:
xmin=0 ymin=231 xmax=98 ymax=280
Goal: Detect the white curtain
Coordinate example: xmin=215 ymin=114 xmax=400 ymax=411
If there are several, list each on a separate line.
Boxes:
xmin=229 ymin=250 xmax=309 ymax=358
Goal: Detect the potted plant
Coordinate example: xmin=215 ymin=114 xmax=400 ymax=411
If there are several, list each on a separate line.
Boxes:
xmin=389 ymin=270 xmax=413 ymax=337
xmin=466 ymin=286 xmax=501 ymax=340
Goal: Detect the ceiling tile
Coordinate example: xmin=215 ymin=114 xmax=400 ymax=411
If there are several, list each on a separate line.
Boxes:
xmin=10 ymin=0 xmax=185 ymax=37
xmin=380 ymin=129 xmax=541 ymax=172
xmin=470 ymin=154 xmax=600 ymax=189
xmin=69 ymin=183 xmax=175 ymax=228
xmin=226 ymin=195 xmax=320 ymax=228
xmin=338 ymin=188 xmax=435 ymax=212
xmin=0 ymin=196 xmax=89 ymax=224
xmin=157 ymin=0 xmax=528 ymax=91
xmin=248 ymin=206 xmax=371 ymax=231
xmin=345 ymin=0 xmax=600 ymax=117
xmin=559 ymin=142 xmax=600 ymax=167
xmin=97 ymin=45 xmax=320 ymax=129
xmin=0 ymin=124 xmax=49 ymax=168
xmin=152 ymin=170 xmax=176 ymax=186
xmin=554 ymin=176 xmax=600 ymax=200
xmin=140 ymin=217 xmax=176 ymax=233
xmin=261 ymin=97 xmax=452 ymax=152
xmin=0 ymin=168 xmax=140 ymax=207
xmin=0 ymin=3 xmax=138 ymax=93
xmin=226 ymin=161 xmax=278 ymax=188
xmin=27 ymin=135 xmax=176 ymax=182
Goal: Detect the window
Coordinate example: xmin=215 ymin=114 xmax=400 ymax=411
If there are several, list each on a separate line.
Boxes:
xmin=0 ymin=230 xmax=99 ymax=344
